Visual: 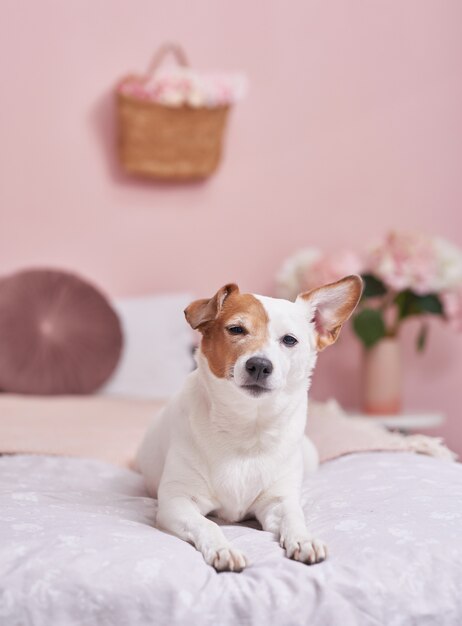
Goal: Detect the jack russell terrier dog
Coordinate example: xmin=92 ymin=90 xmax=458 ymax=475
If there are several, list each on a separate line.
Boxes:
xmin=136 ymin=275 xmax=363 ymax=572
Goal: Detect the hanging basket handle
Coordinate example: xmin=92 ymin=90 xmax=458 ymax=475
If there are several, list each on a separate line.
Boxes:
xmin=145 ymin=43 xmax=189 ymax=79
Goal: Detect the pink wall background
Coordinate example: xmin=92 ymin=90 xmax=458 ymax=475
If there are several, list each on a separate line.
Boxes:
xmin=1 ymin=1 xmax=461 ymax=452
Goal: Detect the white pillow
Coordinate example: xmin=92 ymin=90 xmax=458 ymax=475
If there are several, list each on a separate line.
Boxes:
xmin=102 ymin=293 xmax=194 ymax=399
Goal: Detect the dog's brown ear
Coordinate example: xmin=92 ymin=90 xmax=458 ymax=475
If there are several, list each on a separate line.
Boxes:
xmin=297 ymin=275 xmax=363 ymax=350
xmin=184 ymin=283 xmax=240 ymax=331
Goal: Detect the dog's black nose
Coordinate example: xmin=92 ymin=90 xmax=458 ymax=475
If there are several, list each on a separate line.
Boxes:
xmin=245 ymin=357 xmax=273 ymax=381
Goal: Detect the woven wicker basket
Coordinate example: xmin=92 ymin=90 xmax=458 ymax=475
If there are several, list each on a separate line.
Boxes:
xmin=117 ymin=45 xmax=230 ymax=181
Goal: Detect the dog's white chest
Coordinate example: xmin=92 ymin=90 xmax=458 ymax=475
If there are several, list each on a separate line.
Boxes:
xmin=210 ymin=454 xmax=273 ymax=522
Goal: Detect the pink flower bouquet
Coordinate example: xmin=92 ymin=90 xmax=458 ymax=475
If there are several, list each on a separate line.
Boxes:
xmin=277 ymin=231 xmax=462 ymax=350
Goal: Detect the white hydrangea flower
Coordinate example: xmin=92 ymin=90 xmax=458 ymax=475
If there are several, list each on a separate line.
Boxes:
xmin=432 ymin=237 xmax=462 ymax=291
xmin=276 ymin=248 xmax=321 ymax=300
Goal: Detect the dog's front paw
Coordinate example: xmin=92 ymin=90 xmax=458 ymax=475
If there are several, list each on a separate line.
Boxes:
xmin=209 ymin=547 xmax=248 ymax=572
xmin=282 ymin=536 xmax=327 ymax=565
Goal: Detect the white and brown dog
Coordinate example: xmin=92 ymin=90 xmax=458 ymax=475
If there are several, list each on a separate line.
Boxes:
xmin=136 ymin=276 xmax=362 ymax=572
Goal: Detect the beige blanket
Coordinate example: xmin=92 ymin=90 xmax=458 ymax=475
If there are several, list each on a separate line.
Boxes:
xmin=0 ymin=394 xmax=455 ymax=467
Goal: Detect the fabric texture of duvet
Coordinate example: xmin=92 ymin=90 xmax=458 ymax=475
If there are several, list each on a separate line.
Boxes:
xmin=0 ymin=452 xmax=461 ymax=626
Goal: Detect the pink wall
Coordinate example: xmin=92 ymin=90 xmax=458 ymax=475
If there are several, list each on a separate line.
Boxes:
xmin=1 ymin=1 xmax=461 ymax=452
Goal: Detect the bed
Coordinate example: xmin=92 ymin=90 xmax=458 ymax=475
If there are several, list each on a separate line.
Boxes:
xmin=1 ymin=450 xmax=462 ymax=625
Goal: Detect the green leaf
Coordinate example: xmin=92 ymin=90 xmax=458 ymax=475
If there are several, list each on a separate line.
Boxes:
xmin=395 ymin=289 xmax=417 ymax=319
xmin=416 ymin=323 xmax=428 ymax=352
xmin=395 ymin=290 xmax=444 ymax=320
xmin=417 ymin=294 xmax=443 ymax=315
xmin=352 ymin=308 xmax=387 ymax=349
xmin=361 ymin=274 xmax=387 ymax=299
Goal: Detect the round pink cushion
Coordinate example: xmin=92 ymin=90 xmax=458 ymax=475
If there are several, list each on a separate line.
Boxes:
xmin=0 ymin=269 xmax=123 ymax=395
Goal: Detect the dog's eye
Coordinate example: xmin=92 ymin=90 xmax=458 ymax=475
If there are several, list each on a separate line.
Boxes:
xmin=282 ymin=334 xmax=298 ymax=347
xmin=227 ymin=325 xmax=246 ymax=336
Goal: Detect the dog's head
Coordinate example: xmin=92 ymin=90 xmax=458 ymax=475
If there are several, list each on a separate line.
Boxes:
xmin=185 ymin=276 xmax=363 ymax=399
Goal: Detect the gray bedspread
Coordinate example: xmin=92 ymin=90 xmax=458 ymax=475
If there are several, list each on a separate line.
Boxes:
xmin=0 ymin=452 xmax=461 ymax=625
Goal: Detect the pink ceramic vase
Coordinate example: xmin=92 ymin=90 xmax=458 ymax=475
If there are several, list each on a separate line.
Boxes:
xmin=362 ymin=337 xmax=402 ymax=415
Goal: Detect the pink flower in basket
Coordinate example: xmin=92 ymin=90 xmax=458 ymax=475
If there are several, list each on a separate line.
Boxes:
xmin=119 ymin=68 xmax=247 ymax=108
